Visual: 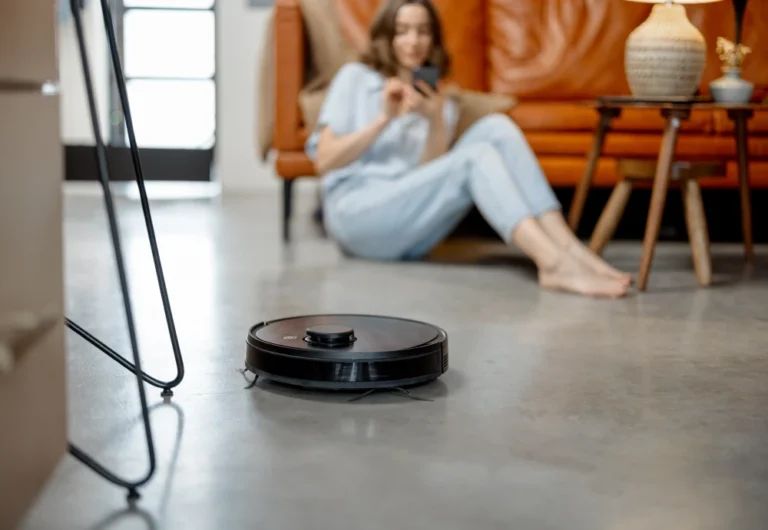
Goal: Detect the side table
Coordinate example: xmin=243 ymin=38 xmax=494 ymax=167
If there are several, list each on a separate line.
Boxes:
xmin=568 ymin=97 xmax=765 ymax=291
xmin=589 ymin=159 xmax=726 ymax=288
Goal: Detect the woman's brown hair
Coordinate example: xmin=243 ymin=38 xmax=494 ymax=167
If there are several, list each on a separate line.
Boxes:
xmin=360 ymin=0 xmax=451 ymax=79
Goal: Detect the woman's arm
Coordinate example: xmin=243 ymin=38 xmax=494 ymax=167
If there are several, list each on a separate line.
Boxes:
xmin=419 ymin=112 xmax=449 ymax=165
xmin=309 ymin=72 xmax=405 ymax=175
xmin=411 ymin=81 xmax=453 ymax=165
xmin=314 ymin=113 xmax=391 ymax=175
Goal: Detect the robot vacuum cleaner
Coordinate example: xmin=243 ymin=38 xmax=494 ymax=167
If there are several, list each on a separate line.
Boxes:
xmin=245 ymin=314 xmax=448 ymax=390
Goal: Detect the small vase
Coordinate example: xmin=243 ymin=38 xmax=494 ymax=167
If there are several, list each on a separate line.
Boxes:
xmin=709 ymin=66 xmax=754 ymax=104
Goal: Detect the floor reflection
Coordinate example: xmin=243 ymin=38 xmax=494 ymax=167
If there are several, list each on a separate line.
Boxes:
xmin=81 ymin=401 xmax=185 ymax=530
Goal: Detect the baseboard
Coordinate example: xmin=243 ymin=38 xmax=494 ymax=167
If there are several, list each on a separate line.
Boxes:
xmin=65 ymin=145 xmax=214 ymax=182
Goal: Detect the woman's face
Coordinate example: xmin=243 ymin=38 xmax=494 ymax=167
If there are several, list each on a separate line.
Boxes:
xmin=392 ymin=3 xmax=433 ymax=72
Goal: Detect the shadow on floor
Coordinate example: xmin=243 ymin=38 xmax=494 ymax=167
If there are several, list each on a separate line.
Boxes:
xmin=239 ymin=371 xmax=460 ymax=405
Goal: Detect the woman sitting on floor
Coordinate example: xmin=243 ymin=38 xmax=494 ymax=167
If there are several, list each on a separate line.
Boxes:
xmin=305 ymin=0 xmax=631 ymax=298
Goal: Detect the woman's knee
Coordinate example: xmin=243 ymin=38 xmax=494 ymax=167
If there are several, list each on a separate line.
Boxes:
xmin=463 ymin=141 xmax=502 ymax=165
xmin=456 ymin=113 xmax=525 ymax=151
xmin=473 ymin=113 xmax=524 ymax=138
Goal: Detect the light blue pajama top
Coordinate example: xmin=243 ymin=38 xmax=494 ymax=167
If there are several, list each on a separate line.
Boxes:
xmin=304 ymin=62 xmax=460 ymax=195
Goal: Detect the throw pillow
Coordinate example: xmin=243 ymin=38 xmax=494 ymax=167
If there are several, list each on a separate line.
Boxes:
xmin=451 ymin=90 xmax=519 ymax=142
xmin=297 ymin=0 xmax=357 ymax=90
xmin=299 ymin=87 xmax=328 ymax=134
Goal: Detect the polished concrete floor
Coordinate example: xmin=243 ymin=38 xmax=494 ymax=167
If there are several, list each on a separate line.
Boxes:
xmin=22 ymin=187 xmax=768 ymax=530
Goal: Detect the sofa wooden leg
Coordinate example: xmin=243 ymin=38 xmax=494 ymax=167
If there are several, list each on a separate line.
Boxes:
xmin=283 ymin=179 xmax=294 ymax=243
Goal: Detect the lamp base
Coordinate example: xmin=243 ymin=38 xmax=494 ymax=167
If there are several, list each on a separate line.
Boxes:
xmin=625 ymin=3 xmax=706 ymax=98
xmin=710 ymin=66 xmax=754 ymax=104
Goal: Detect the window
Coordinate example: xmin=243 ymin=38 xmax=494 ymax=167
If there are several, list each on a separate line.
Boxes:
xmin=124 ymin=0 xmax=214 ymax=7
xmin=113 ymin=0 xmax=216 ymax=151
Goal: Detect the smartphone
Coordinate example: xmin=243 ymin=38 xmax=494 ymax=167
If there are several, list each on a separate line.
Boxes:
xmin=412 ymin=65 xmax=440 ymax=95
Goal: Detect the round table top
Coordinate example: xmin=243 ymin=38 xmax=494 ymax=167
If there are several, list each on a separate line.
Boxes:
xmin=579 ymin=95 xmax=768 ymax=110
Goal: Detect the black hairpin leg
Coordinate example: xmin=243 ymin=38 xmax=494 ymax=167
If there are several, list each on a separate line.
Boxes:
xmin=390 ymin=387 xmax=433 ymax=402
xmin=347 ymin=387 xmax=434 ymax=402
xmin=347 ymin=388 xmax=377 ymax=403
xmin=66 ymin=0 xmax=186 ymax=500
xmin=67 ymin=0 xmax=185 ymax=399
xmin=238 ymin=365 xmax=259 ymax=389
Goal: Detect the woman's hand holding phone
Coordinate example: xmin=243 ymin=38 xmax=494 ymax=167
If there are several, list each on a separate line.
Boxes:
xmin=382 ymin=77 xmax=443 ymax=122
xmin=408 ymin=80 xmax=443 ymax=122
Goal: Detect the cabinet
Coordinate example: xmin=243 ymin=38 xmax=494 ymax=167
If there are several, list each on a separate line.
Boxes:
xmin=0 ymin=1 xmax=67 ymax=529
xmin=0 ymin=0 xmax=58 ymax=82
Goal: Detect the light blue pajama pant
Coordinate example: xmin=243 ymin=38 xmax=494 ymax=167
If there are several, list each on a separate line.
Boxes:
xmin=323 ymin=113 xmax=562 ymax=260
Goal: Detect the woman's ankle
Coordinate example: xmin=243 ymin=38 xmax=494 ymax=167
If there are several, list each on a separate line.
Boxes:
xmin=509 ymin=218 xmax=562 ymax=271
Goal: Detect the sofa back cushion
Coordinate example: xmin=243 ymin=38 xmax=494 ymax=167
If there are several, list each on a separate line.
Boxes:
xmin=486 ymin=0 xmax=768 ymax=101
xmin=334 ymin=0 xmax=488 ymax=91
xmin=486 ymin=0 xmax=652 ymax=99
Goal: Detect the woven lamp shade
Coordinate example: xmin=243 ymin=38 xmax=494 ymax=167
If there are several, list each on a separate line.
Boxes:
xmin=624 ymin=0 xmax=722 ymax=97
xmin=626 ymin=0 xmax=720 ymax=3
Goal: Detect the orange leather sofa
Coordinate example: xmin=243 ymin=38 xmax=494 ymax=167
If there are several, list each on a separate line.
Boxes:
xmin=269 ymin=0 xmax=768 ymax=239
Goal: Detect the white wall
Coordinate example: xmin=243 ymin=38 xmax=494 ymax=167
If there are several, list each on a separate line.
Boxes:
xmin=58 ymin=1 xmax=289 ymax=194
xmin=214 ymin=2 xmax=279 ymax=193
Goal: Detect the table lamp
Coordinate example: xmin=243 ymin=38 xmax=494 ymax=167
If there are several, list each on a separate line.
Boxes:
xmin=624 ymin=0 xmax=722 ymax=99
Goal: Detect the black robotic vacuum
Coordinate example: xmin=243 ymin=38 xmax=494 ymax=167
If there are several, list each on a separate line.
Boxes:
xmin=245 ymin=314 xmax=448 ymax=390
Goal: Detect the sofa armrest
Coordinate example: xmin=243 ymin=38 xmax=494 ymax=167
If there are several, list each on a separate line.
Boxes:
xmin=273 ymin=0 xmax=305 ymax=152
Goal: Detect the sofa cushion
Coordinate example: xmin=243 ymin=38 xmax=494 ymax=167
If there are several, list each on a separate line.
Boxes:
xmin=334 ymin=0 xmax=487 ymax=91
xmin=525 ymin=131 xmax=768 ymax=160
xmin=299 ymin=85 xmax=516 ymax=146
xmin=276 ymin=148 xmax=768 ymax=189
xmin=506 ymin=103 xmax=768 ymax=136
xmin=508 ymin=102 xmax=716 ymax=133
xmin=712 ymin=109 xmax=768 ymax=136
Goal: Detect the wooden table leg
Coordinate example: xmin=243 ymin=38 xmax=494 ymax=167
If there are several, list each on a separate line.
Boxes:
xmin=682 ymin=178 xmax=712 ymax=286
xmin=568 ymin=107 xmax=620 ymax=231
xmin=637 ymin=109 xmax=688 ymax=291
xmin=728 ymin=109 xmax=755 ymax=263
xmin=589 ymin=179 xmax=633 ymax=254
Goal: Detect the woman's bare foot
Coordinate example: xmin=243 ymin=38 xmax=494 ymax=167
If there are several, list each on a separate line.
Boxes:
xmin=565 ymin=241 xmax=632 ymax=285
xmin=538 ymin=254 xmax=629 ymax=298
